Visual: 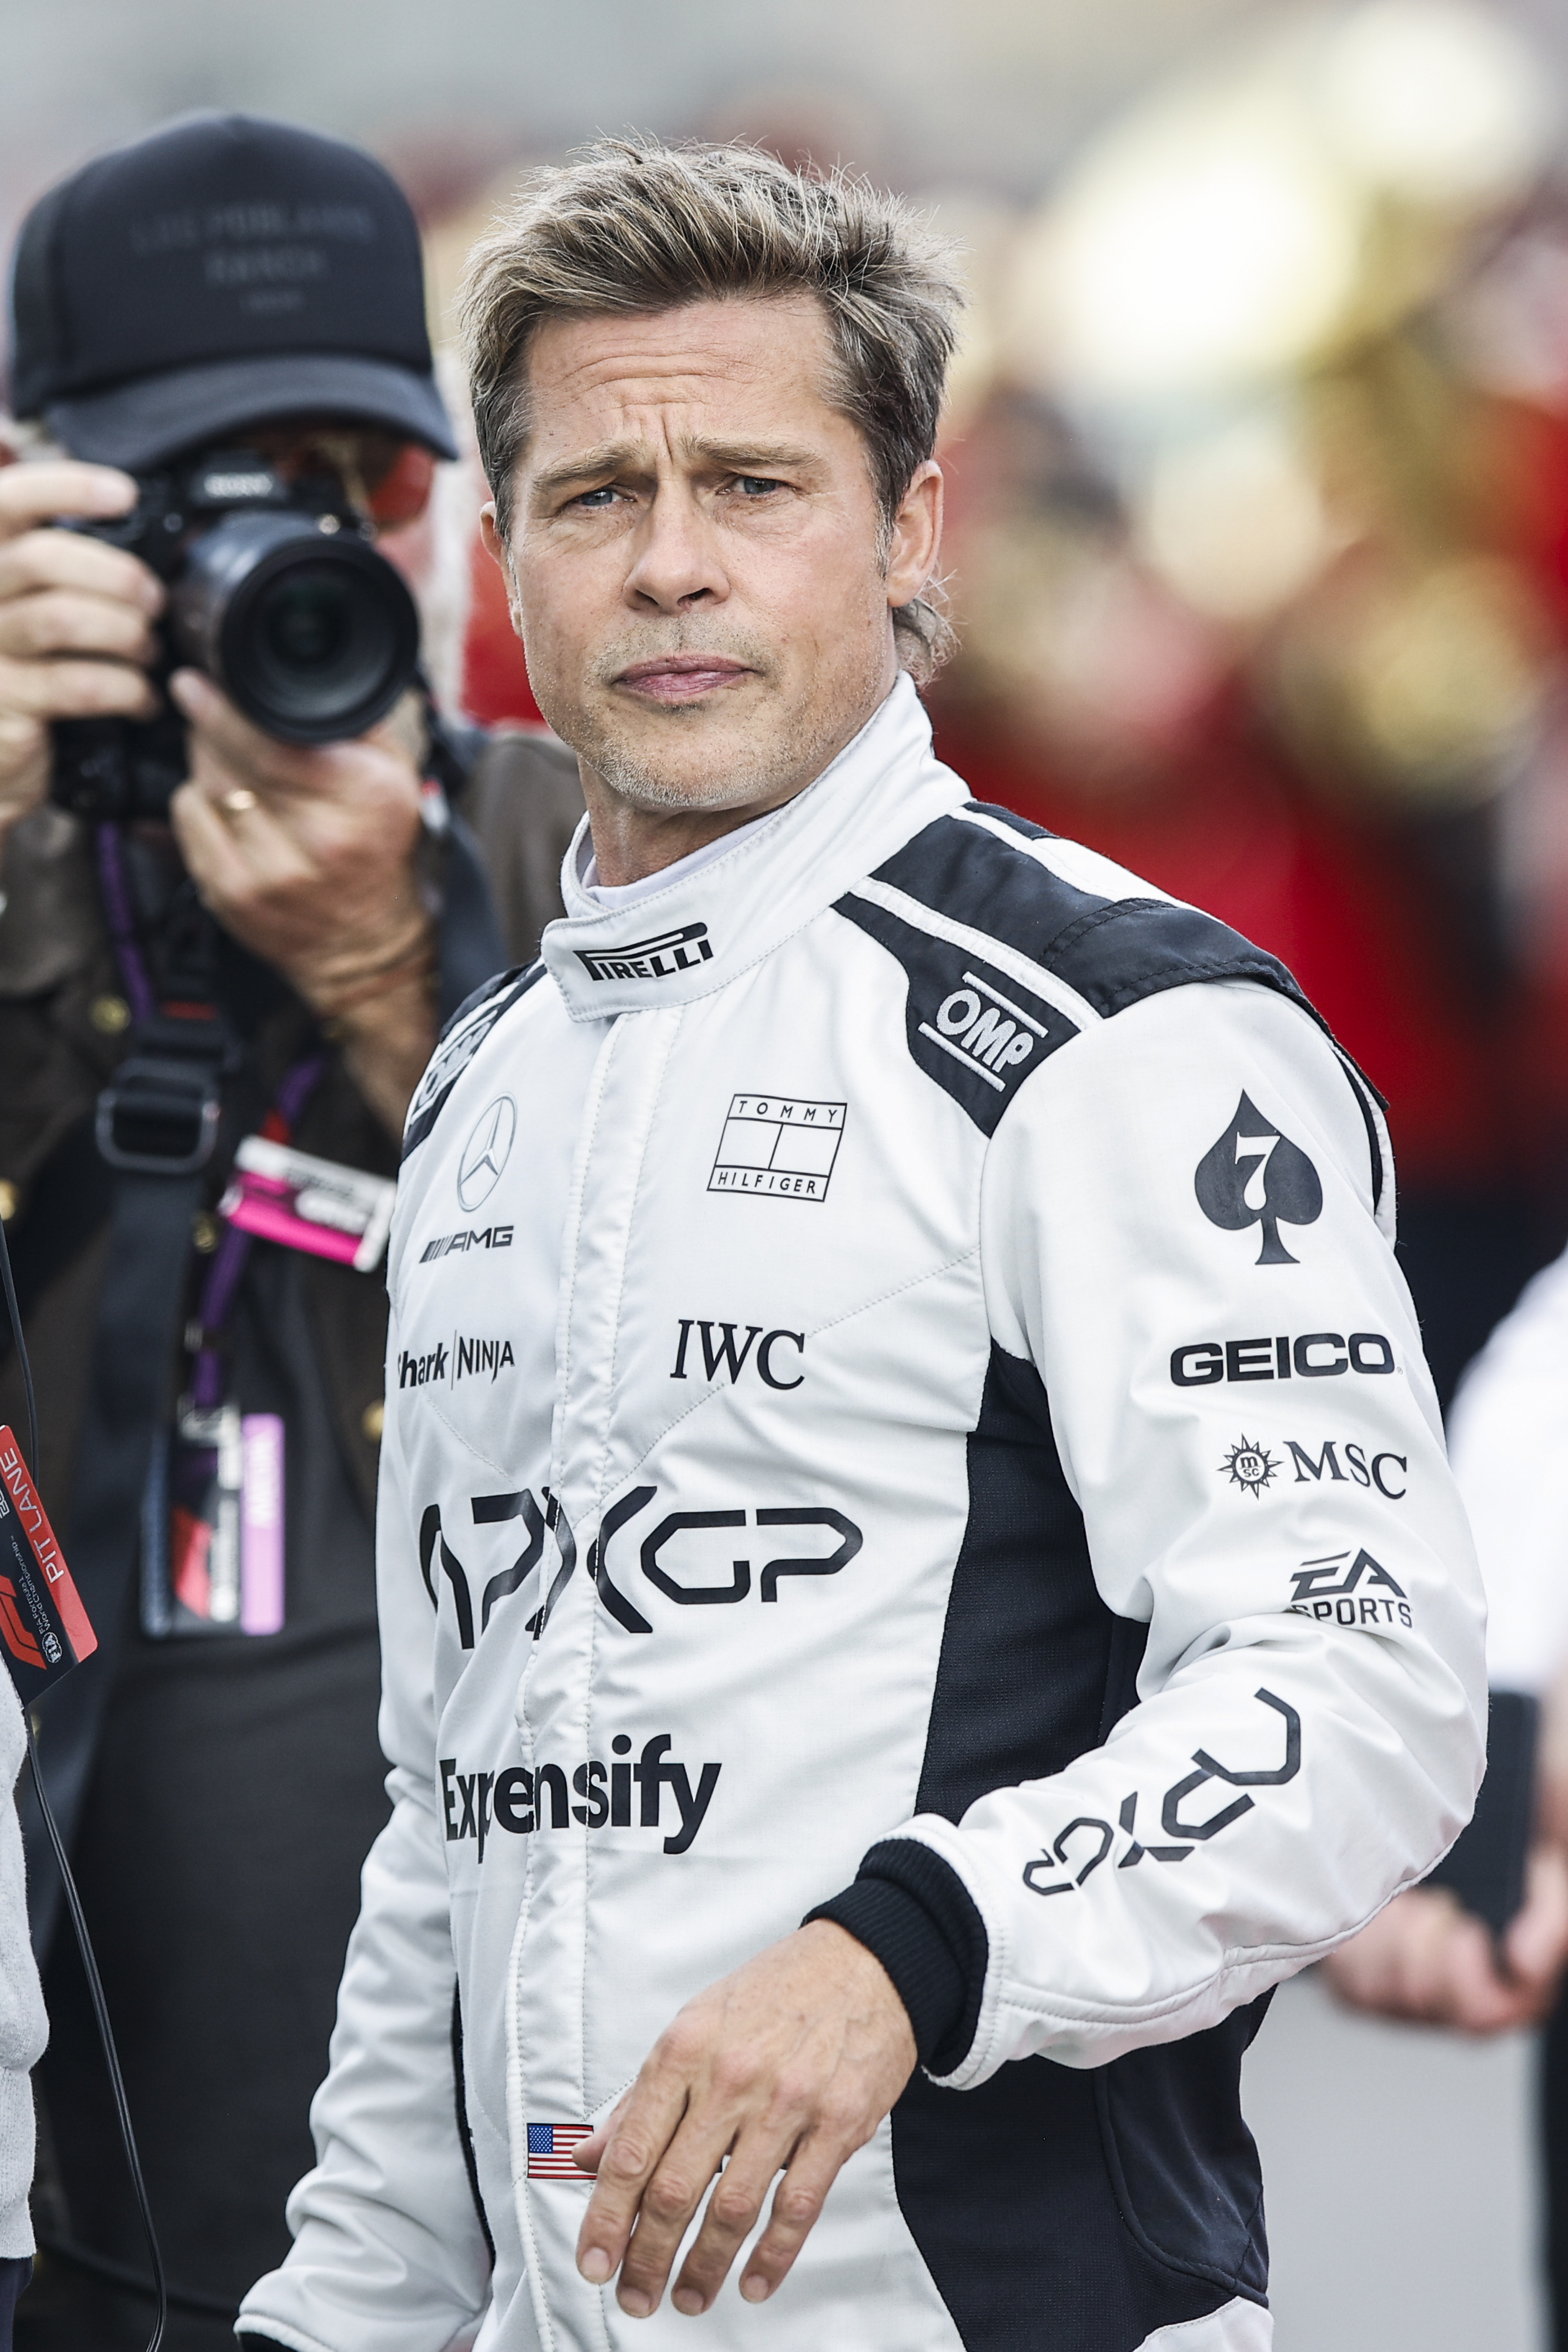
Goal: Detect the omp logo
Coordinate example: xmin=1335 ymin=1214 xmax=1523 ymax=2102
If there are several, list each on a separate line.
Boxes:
xmin=577 ymin=924 xmax=712 ymax=983
xmin=457 ymin=1097 xmax=516 ymax=1211
xmin=440 ymin=1732 xmax=721 ymax=1859
xmin=921 ymin=972 xmax=1042 ymax=1094
xmin=709 ymin=1097 xmax=845 ymax=1202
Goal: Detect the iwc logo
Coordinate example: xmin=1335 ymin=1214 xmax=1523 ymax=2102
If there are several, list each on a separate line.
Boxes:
xmin=1219 ymin=1436 xmax=1279 ymax=1499
xmin=457 ymin=1097 xmax=516 ymax=1212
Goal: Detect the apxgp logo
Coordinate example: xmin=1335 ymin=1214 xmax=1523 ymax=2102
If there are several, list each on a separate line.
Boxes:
xmin=577 ymin=924 xmax=712 ymax=983
xmin=1195 ymin=1093 xmax=1323 ymax=1265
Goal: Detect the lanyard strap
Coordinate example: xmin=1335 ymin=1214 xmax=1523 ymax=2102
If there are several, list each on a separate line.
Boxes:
xmin=188 ymin=1051 xmax=325 ymax=1411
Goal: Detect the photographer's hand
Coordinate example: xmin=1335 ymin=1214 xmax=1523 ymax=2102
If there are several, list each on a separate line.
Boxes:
xmin=169 ymin=672 xmax=437 ymax=1136
xmin=0 ymin=459 xmax=163 ymax=838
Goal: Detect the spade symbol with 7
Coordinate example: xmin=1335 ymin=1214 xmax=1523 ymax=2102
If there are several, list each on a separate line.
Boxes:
xmin=1194 ymin=1092 xmax=1323 ymax=1265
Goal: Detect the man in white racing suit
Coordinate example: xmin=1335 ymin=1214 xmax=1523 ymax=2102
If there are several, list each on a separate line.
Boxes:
xmin=240 ymin=140 xmax=1486 ymax=2352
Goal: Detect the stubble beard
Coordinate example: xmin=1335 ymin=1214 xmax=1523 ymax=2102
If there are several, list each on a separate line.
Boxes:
xmin=562 ymin=640 xmax=885 ymax=819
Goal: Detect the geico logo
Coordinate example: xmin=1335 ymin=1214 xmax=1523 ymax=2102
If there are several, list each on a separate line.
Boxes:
xmin=670 ymin=1320 xmax=804 ymax=1389
xmin=1171 ymin=1332 xmax=1396 ymax=1386
xmin=1287 ymin=1545 xmax=1412 ymax=1629
xmin=420 ymin=1224 xmax=514 ymax=1264
xmin=918 ymin=973 xmax=1039 ymax=1094
xmin=1286 ymin=1439 xmax=1406 ymax=1498
xmin=439 ymin=1733 xmax=720 ymax=1859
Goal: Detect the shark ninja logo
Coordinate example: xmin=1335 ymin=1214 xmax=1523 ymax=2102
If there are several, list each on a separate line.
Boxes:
xmin=1194 ymin=1093 xmax=1323 ymax=1266
xmin=457 ymin=1097 xmax=517 ymax=1212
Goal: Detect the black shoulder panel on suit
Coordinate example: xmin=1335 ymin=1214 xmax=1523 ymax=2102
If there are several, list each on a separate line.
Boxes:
xmin=875 ymin=808 xmax=1316 ymax=1027
xmin=402 ymin=961 xmax=545 ymax=1162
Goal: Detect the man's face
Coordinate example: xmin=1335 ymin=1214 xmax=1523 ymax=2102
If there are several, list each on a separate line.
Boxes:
xmin=490 ymin=294 xmax=938 ymax=821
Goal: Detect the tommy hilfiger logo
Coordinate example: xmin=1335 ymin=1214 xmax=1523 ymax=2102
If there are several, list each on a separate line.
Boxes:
xmin=709 ymin=1095 xmax=846 ymax=1202
xmin=576 ymin=923 xmax=713 ymax=982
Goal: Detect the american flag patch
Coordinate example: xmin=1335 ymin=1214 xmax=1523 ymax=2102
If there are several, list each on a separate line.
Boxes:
xmin=527 ymin=2122 xmax=594 ymax=2180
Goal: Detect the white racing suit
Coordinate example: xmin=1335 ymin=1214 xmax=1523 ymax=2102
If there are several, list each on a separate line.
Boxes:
xmin=242 ymin=676 xmax=1485 ymax=2352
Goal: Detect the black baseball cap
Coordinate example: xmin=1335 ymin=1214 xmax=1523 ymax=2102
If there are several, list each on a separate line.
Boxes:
xmin=7 ymin=112 xmax=457 ymax=469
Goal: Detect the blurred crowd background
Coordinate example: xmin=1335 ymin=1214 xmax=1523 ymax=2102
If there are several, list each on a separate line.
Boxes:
xmin=8 ymin=0 xmax=1568 ymax=1394
xmin=8 ymin=1 xmax=1568 ymax=2342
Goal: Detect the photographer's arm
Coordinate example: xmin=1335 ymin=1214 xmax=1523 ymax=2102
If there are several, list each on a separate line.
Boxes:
xmin=169 ymin=672 xmax=437 ymax=1136
xmin=0 ymin=458 xmax=162 ymax=840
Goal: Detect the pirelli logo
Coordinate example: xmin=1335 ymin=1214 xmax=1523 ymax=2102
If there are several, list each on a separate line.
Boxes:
xmin=710 ymin=1095 xmax=846 ymax=1202
xmin=576 ymin=923 xmax=713 ymax=983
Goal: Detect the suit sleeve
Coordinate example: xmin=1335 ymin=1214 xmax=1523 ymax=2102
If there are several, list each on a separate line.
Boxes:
xmin=815 ymin=978 xmax=1486 ymax=2086
xmin=238 ymin=1277 xmax=491 ymax=2352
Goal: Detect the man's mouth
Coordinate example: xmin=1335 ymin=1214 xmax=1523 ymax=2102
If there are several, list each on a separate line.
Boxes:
xmin=613 ymin=654 xmax=755 ymax=706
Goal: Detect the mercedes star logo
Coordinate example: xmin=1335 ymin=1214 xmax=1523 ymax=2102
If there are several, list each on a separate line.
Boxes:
xmin=457 ymin=1096 xmax=517 ymax=1212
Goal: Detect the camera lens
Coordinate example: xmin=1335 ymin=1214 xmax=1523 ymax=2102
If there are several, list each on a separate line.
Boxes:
xmin=169 ymin=513 xmax=420 ymax=744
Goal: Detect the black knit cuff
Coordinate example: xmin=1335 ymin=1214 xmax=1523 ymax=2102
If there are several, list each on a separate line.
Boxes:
xmin=805 ymin=1837 xmax=988 ymax=2076
xmin=1426 ymin=1689 xmax=1539 ymax=1940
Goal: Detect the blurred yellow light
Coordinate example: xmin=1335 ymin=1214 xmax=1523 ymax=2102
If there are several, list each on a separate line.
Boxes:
xmin=1138 ymin=415 xmax=1340 ymax=622
xmin=1346 ymin=557 xmax=1546 ymax=796
xmin=1011 ymin=88 xmax=1362 ymax=402
xmin=1320 ymin=1 xmax=1552 ymax=209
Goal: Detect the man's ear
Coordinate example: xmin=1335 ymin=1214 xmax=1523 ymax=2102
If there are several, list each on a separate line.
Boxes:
xmin=479 ymin=504 xmax=526 ymax=637
xmin=884 ymin=461 xmax=943 ymax=612
xmin=479 ymin=502 xmax=507 ymax=573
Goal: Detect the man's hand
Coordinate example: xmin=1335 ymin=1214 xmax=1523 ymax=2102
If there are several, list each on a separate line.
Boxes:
xmin=0 ymin=458 xmax=163 ymax=833
xmin=572 ymin=1920 xmax=916 ymax=2319
xmin=169 ymin=671 xmax=437 ymax=1134
xmin=1322 ymin=1846 xmax=1568 ymax=2033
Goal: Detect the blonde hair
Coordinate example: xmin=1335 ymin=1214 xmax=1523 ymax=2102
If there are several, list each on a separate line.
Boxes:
xmin=459 ymin=138 xmax=962 ymax=680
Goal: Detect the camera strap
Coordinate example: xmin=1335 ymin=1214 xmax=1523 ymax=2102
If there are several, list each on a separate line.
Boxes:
xmin=20 ymin=828 xmax=234 ymax=1957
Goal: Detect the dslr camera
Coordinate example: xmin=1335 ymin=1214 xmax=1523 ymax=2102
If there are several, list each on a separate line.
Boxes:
xmin=51 ymin=448 xmax=421 ymax=821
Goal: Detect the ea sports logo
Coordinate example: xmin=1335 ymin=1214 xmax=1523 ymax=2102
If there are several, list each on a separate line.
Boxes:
xmin=457 ymin=1097 xmax=517 ymax=1212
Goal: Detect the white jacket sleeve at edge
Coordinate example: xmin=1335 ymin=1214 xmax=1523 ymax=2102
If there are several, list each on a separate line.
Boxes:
xmin=238 ymin=1297 xmax=490 ymax=2352
xmin=897 ymin=979 xmax=1487 ymax=2090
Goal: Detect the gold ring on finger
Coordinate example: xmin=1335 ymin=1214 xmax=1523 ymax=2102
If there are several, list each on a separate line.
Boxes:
xmin=220 ymin=787 xmax=259 ymax=817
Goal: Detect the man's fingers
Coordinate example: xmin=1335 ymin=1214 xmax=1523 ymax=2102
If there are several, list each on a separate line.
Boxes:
xmin=610 ymin=2117 xmax=738 ymax=2317
xmin=735 ymin=2132 xmax=848 ymax=2307
xmin=0 ymin=526 xmax=164 ymax=614
xmin=0 ymin=586 xmax=160 ymax=666
xmin=0 ymin=652 xmax=159 ymax=724
xmin=667 ymin=2125 xmax=815 ymax=2316
xmin=172 ymin=670 xmax=328 ymax=800
xmin=576 ymin=2069 xmax=696 ymax=2290
xmin=0 ymin=462 xmax=139 ymax=538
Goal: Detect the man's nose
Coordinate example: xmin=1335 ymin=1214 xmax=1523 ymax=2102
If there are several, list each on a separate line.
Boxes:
xmin=622 ymin=488 xmax=727 ymax=613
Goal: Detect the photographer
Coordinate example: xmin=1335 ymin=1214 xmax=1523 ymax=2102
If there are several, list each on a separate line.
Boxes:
xmin=0 ymin=113 xmax=580 ymax=2350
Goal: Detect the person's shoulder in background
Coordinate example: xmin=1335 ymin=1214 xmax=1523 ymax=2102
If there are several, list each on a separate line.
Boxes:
xmin=0 ymin=1673 xmax=48 ymax=2344
xmin=460 ymin=727 xmax=584 ymax=969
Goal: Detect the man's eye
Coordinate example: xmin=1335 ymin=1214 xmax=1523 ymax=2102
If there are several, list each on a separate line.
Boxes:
xmin=572 ymin=486 xmax=618 ymax=510
xmin=736 ymin=476 xmax=783 ymax=497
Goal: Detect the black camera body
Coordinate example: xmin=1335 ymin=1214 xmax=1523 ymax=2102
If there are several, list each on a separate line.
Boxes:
xmin=51 ymin=449 xmax=421 ymax=821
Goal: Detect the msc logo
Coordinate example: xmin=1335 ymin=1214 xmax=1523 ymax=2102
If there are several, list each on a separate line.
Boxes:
xmin=457 ymin=1097 xmax=516 ymax=1211
xmin=577 ymin=923 xmax=713 ymax=983
xmin=921 ymin=971 xmax=1039 ymax=1094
